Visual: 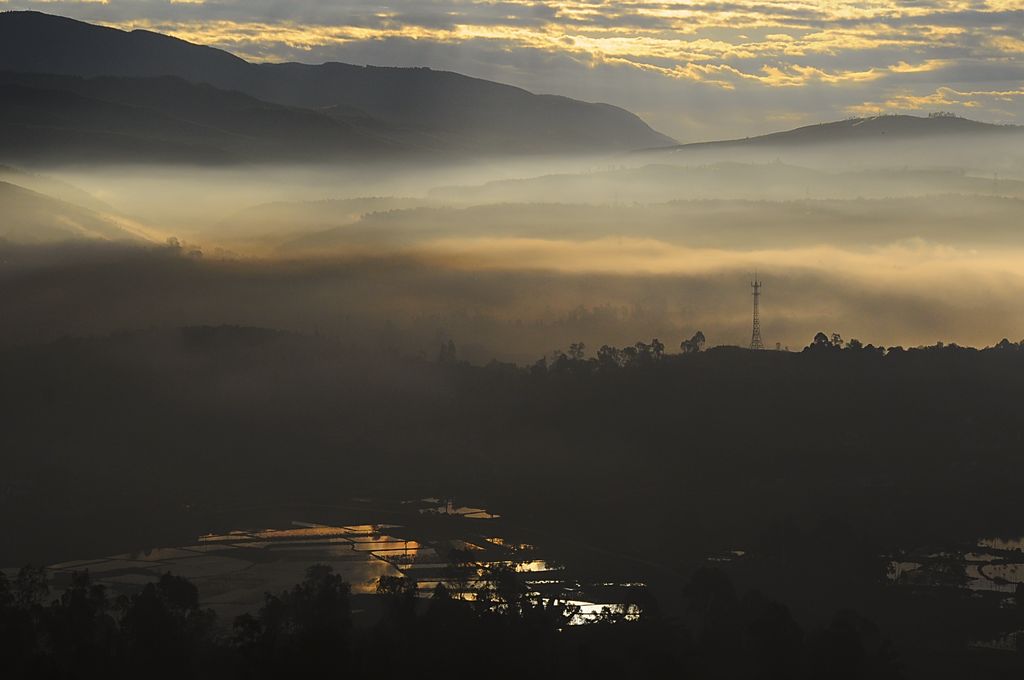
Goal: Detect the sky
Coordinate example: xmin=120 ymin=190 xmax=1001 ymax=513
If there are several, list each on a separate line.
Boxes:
xmin=3 ymin=1 xmax=1024 ymax=141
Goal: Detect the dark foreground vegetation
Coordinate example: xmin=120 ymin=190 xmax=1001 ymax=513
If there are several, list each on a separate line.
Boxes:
xmin=4 ymin=327 xmax=1024 ymax=677
xmin=1 ymin=562 xmax=904 ymax=679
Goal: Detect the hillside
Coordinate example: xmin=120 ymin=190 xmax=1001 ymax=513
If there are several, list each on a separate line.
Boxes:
xmin=0 ymin=11 xmax=676 ymax=155
xmin=667 ymin=115 xmax=1018 ymax=151
xmin=634 ymin=114 xmax=1024 ymax=169
xmin=215 ymin=197 xmax=434 ymax=239
xmin=0 ymin=72 xmax=408 ymax=165
xmin=0 ymin=164 xmax=112 ymax=211
xmin=0 ymin=180 xmax=149 ymax=244
xmin=427 ymin=162 xmax=1024 ymax=204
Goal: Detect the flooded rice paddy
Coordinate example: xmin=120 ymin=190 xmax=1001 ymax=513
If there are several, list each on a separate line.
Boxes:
xmin=22 ymin=499 xmax=643 ymax=626
xmin=887 ymin=536 xmax=1024 ymax=594
xmin=887 ymin=536 xmax=1024 ymax=652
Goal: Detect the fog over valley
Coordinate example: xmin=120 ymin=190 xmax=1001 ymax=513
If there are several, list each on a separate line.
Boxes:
xmin=5 ymin=127 xmax=1024 ymax=355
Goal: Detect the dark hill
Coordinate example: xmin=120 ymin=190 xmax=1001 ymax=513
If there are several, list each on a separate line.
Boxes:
xmin=0 ymin=71 xmax=407 ymax=165
xmin=667 ymin=115 xmax=1018 ymax=151
xmin=635 ymin=114 xmax=1024 ymax=169
xmin=0 ymin=11 xmax=676 ymax=155
xmin=0 ymin=12 xmax=251 ymax=84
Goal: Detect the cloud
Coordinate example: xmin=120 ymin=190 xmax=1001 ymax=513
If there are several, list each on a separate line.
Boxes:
xmin=3 ymin=1 xmax=1023 ymax=139
xmin=847 ymin=85 xmax=1024 ymax=115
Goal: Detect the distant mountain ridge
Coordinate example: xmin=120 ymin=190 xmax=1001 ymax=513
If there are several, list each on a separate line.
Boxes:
xmin=428 ymin=161 xmax=1024 ymax=205
xmin=0 ymin=11 xmax=676 ymax=157
xmin=628 ymin=113 xmax=1024 ymax=171
xmin=656 ymin=114 xmax=1020 ymax=152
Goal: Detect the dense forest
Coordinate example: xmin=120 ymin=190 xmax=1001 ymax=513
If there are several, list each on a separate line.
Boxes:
xmin=1 ymin=562 xmax=905 ymax=679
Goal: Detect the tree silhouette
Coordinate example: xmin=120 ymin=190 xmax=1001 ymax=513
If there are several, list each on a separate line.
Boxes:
xmin=234 ymin=564 xmax=351 ymax=677
xmin=681 ymin=330 xmax=707 ymax=354
xmin=120 ymin=573 xmax=215 ymax=677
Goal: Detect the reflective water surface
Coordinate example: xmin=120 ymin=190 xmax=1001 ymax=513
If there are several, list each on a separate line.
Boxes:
xmin=886 ymin=536 xmax=1024 ymax=650
xmin=887 ymin=537 xmax=1024 ymax=594
xmin=35 ymin=498 xmax=642 ymax=625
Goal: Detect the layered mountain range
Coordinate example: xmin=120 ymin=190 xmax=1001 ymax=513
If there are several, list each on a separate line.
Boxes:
xmin=0 ymin=11 xmax=676 ymax=163
xmin=2 ymin=10 xmax=1022 ymax=249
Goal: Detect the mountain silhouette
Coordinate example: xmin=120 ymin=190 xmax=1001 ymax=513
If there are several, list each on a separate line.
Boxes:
xmin=0 ymin=11 xmax=676 ymax=156
xmin=0 ymin=71 xmax=410 ymax=164
xmin=650 ymin=114 xmax=1020 ymax=153
xmin=631 ymin=114 xmax=1024 ymax=169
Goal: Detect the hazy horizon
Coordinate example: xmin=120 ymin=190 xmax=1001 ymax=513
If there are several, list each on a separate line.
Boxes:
xmin=6 ymin=146 xmax=1024 ymax=356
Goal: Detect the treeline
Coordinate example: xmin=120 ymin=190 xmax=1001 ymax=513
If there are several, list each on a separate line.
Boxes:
xmin=503 ymin=330 xmax=1024 ymax=373
xmin=0 ymin=564 xmax=901 ymax=679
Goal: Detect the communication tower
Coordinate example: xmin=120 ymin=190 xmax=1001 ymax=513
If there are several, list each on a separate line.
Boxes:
xmin=750 ymin=274 xmax=764 ymax=350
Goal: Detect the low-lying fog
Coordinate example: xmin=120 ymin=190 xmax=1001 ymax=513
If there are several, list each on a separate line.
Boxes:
xmin=3 ymin=132 xmax=1024 ymax=359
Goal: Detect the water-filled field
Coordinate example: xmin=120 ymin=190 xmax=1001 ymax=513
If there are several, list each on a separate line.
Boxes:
xmin=19 ymin=499 xmax=644 ymax=625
